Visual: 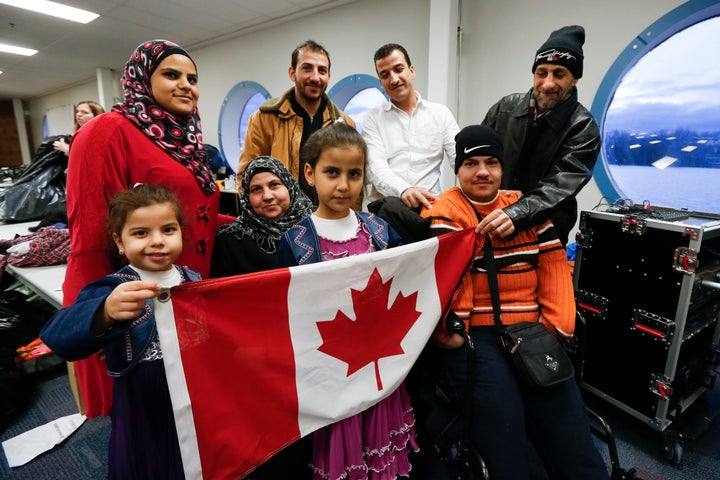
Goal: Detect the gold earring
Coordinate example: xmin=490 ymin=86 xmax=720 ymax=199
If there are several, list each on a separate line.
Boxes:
xmin=118 ymin=249 xmax=124 ymax=255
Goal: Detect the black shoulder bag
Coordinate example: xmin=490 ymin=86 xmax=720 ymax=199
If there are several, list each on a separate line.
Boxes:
xmin=468 ymin=199 xmax=574 ymax=388
xmin=484 ymin=236 xmax=574 ymax=387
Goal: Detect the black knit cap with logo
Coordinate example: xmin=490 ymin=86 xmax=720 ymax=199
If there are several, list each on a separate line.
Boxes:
xmin=532 ymin=25 xmax=585 ymax=79
xmin=454 ymin=125 xmax=504 ymax=173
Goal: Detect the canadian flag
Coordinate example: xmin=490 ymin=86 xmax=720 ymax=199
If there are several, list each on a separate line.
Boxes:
xmin=154 ymin=228 xmax=479 ymax=479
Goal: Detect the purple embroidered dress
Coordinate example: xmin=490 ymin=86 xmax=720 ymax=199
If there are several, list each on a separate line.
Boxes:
xmin=310 ymin=223 xmax=418 ymax=480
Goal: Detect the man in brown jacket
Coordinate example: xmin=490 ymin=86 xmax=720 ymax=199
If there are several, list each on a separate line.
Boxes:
xmin=238 ymin=39 xmax=355 ymax=200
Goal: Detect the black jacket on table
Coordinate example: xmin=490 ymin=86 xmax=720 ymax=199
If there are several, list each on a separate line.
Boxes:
xmin=482 ymin=87 xmax=600 ymax=245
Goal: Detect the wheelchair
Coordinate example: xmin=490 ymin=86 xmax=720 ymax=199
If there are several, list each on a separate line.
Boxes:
xmin=410 ymin=312 xmax=642 ymax=480
xmin=428 ymin=313 xmax=489 ymax=480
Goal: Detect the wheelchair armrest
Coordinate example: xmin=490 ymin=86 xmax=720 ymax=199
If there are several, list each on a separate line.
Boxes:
xmin=446 ymin=311 xmax=466 ymax=334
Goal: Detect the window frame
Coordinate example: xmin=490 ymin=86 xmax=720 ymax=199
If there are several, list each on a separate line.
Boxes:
xmin=328 ymin=73 xmax=387 ymax=132
xmin=217 ymin=81 xmax=271 ymax=167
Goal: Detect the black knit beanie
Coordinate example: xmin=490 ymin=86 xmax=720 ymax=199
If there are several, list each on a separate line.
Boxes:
xmin=454 ymin=125 xmax=504 ymax=174
xmin=532 ymin=25 xmax=585 ymax=79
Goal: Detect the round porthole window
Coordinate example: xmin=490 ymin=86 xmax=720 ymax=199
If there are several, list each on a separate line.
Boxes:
xmin=329 ymin=74 xmax=387 ymax=133
xmin=218 ymin=81 xmax=271 ymax=168
xmin=591 ymin=1 xmax=720 ymax=212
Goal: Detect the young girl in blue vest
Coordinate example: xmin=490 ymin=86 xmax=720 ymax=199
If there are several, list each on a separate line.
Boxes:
xmin=277 ymin=122 xmax=416 ymax=480
xmin=41 ymin=184 xmax=200 ymax=479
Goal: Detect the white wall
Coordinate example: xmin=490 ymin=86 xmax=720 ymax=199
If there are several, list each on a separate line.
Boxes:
xmin=27 ymin=0 xmax=693 ymax=236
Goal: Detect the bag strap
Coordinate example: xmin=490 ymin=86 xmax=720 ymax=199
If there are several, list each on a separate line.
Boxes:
xmin=462 ymin=195 xmax=503 ymax=329
xmin=483 ymin=237 xmax=503 ymax=329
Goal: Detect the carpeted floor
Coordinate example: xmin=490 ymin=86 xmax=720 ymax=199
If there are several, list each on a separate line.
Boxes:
xmin=1 ymin=368 xmax=720 ymax=479
xmin=0 ymin=369 xmax=110 ymax=480
xmin=585 ymin=388 xmax=720 ymax=480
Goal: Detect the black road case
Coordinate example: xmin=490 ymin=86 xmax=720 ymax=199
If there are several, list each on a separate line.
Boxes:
xmin=573 ymin=209 xmax=720 ymax=463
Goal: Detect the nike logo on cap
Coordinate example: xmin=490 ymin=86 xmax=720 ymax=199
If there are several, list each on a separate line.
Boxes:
xmin=464 ymin=145 xmax=490 ymax=154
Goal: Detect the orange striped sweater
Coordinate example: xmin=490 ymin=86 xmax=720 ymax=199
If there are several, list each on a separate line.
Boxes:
xmin=421 ymin=187 xmax=575 ymax=340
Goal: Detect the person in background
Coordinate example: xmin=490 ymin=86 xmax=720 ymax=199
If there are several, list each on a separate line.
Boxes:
xmin=41 ymin=183 xmax=198 ymax=479
xmin=277 ymin=123 xmax=415 ymax=480
xmin=480 ymin=25 xmax=600 ymax=246
xmin=362 ymin=43 xmax=458 ymax=210
xmin=421 ymin=125 xmax=608 ymax=480
xmin=237 ymin=39 xmax=355 ymax=201
xmin=52 ymin=100 xmax=105 ymax=154
xmin=211 ymin=155 xmax=313 ymax=276
xmin=61 ymin=39 xmax=221 ymax=418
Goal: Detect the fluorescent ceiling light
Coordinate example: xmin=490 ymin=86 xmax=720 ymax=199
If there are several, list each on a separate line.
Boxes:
xmin=652 ymin=156 xmax=677 ymax=170
xmin=0 ymin=43 xmax=38 ymax=56
xmin=0 ymin=0 xmax=99 ymax=24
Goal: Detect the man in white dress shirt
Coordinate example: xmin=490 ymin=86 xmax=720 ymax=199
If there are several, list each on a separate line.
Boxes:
xmin=362 ymin=43 xmax=459 ymax=209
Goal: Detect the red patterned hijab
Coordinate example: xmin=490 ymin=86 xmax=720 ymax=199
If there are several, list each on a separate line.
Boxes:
xmin=112 ymin=40 xmax=216 ymax=195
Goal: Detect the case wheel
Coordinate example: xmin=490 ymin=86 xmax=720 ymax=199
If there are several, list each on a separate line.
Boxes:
xmin=663 ymin=436 xmax=684 ymax=465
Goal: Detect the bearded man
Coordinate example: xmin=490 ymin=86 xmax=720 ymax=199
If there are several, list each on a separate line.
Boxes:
xmin=479 ymin=25 xmax=600 ymax=246
xmin=238 ymin=39 xmax=355 ymax=200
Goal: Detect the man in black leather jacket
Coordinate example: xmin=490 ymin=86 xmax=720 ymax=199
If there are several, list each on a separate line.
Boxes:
xmin=479 ymin=25 xmax=600 ymax=246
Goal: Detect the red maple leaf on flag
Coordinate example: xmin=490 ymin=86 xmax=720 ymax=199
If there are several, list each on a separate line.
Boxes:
xmin=316 ymin=268 xmax=421 ymax=391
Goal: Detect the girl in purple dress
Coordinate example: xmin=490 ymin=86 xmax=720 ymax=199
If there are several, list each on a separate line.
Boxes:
xmin=277 ymin=123 xmax=417 ymax=480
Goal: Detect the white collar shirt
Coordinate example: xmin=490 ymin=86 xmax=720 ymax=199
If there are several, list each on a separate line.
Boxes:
xmin=362 ymin=92 xmax=459 ymax=203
